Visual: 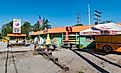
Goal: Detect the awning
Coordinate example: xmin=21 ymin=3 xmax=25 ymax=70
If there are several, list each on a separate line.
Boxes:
xmin=80 ymin=28 xmax=101 ymax=35
xmin=80 ymin=23 xmax=121 ymax=35
xmin=93 ymin=23 xmax=121 ymax=35
xmin=7 ymin=33 xmax=27 ymax=37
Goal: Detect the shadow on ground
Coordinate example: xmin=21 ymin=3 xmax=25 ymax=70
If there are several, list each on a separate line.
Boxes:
xmin=70 ymin=48 xmax=109 ymax=73
xmin=74 ymin=48 xmax=121 ymax=69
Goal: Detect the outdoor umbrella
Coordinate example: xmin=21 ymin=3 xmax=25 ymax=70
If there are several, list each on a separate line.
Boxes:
xmin=80 ymin=28 xmax=101 ymax=35
xmin=93 ymin=23 xmax=121 ymax=35
xmin=46 ymin=34 xmax=51 ymax=45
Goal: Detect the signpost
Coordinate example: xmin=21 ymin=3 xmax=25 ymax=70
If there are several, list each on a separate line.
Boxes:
xmin=13 ymin=19 xmax=21 ymax=33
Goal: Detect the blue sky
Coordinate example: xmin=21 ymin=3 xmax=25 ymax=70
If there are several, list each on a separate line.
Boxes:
xmin=0 ymin=0 xmax=121 ymax=27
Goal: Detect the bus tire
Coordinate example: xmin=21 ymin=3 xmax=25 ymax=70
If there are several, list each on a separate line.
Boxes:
xmin=103 ymin=45 xmax=113 ymax=53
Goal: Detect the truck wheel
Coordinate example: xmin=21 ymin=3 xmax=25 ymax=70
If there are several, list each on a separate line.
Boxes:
xmin=103 ymin=45 xmax=112 ymax=53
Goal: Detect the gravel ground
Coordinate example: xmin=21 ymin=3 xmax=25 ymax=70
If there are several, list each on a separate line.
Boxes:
xmin=53 ymin=49 xmax=99 ymax=73
xmin=0 ymin=51 xmax=60 ymax=73
xmin=0 ymin=42 xmax=121 ymax=73
xmin=70 ymin=48 xmax=121 ymax=73
xmin=0 ymin=42 xmax=60 ymax=73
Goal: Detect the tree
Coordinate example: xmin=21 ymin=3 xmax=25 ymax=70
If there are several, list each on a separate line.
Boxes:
xmin=22 ymin=21 xmax=32 ymax=35
xmin=0 ymin=33 xmax=2 ymax=39
xmin=74 ymin=23 xmax=83 ymax=26
xmin=33 ymin=21 xmax=42 ymax=31
xmin=33 ymin=18 xmax=51 ymax=31
xmin=1 ymin=20 xmax=33 ymax=36
xmin=1 ymin=25 xmax=6 ymax=36
xmin=105 ymin=20 xmax=112 ymax=23
xmin=1 ymin=21 xmax=13 ymax=36
xmin=42 ymin=18 xmax=50 ymax=29
xmin=7 ymin=21 xmax=13 ymax=33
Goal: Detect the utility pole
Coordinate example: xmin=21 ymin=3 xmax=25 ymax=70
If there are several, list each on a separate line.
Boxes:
xmin=94 ymin=10 xmax=102 ymax=25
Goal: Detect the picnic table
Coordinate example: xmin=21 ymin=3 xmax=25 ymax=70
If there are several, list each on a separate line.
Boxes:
xmin=7 ymin=40 xmax=29 ymax=47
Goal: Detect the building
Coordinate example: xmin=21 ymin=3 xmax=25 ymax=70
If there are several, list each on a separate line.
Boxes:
xmin=29 ymin=26 xmax=91 ymax=47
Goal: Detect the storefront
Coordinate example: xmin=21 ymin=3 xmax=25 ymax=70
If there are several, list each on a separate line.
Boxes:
xmin=29 ymin=26 xmax=90 ymax=47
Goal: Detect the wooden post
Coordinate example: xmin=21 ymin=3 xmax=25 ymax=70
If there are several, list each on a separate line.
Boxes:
xmin=62 ymin=33 xmax=63 ymax=45
xmin=76 ymin=33 xmax=78 ymax=45
xmin=65 ymin=31 xmax=69 ymax=41
xmin=79 ymin=35 xmax=80 ymax=49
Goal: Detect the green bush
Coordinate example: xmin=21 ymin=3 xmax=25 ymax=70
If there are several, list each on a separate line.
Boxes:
xmin=26 ymin=36 xmax=32 ymax=40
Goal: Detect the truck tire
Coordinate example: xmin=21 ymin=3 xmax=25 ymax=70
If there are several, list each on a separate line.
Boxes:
xmin=103 ymin=45 xmax=113 ymax=53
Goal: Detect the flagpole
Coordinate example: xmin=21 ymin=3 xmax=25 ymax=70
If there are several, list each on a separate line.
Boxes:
xmin=88 ymin=2 xmax=91 ymax=25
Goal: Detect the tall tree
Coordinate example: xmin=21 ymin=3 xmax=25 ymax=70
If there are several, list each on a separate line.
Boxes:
xmin=1 ymin=20 xmax=33 ymax=36
xmin=22 ymin=21 xmax=32 ymax=34
xmin=33 ymin=18 xmax=51 ymax=31
xmin=0 ymin=33 xmax=2 ymax=39
xmin=1 ymin=21 xmax=13 ymax=36
xmin=7 ymin=21 xmax=13 ymax=33
xmin=42 ymin=18 xmax=51 ymax=29
xmin=33 ymin=21 xmax=43 ymax=31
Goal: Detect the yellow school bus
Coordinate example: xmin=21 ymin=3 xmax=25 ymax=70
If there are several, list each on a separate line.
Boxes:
xmin=95 ymin=35 xmax=121 ymax=53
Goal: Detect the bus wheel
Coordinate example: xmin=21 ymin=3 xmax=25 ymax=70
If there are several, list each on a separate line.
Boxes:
xmin=103 ymin=45 xmax=112 ymax=53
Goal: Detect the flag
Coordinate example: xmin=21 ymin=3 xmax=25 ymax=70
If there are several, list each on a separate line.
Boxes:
xmin=39 ymin=15 xmax=43 ymax=25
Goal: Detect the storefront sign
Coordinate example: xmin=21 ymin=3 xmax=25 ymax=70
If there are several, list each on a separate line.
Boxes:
xmin=13 ymin=19 xmax=21 ymax=33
